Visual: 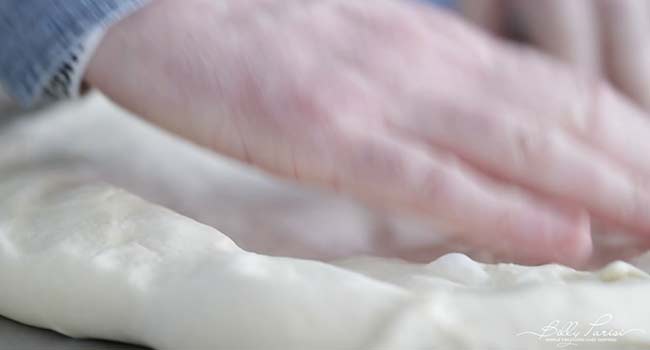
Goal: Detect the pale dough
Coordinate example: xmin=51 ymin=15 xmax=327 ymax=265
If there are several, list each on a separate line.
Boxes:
xmin=1 ymin=96 xmax=649 ymax=349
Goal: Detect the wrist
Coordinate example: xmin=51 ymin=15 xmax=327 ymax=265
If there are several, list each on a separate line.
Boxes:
xmin=84 ymin=0 xmax=160 ymax=94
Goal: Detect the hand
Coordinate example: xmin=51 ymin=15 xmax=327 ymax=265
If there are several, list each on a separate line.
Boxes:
xmin=86 ymin=0 xmax=650 ymax=265
xmin=459 ymin=0 xmax=650 ymax=111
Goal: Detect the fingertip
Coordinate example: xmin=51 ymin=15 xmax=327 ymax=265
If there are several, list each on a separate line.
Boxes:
xmin=501 ymin=204 xmax=593 ymax=266
xmin=552 ymin=209 xmax=593 ymax=268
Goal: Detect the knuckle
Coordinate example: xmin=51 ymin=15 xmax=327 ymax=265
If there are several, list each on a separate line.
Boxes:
xmin=566 ymin=73 xmax=606 ymax=138
xmin=421 ymin=166 xmax=450 ymax=198
xmin=417 ymin=156 xmax=459 ymax=209
xmin=347 ymin=137 xmax=408 ymax=184
xmin=508 ymin=123 xmax=554 ymax=174
xmin=469 ymin=40 xmax=504 ymax=89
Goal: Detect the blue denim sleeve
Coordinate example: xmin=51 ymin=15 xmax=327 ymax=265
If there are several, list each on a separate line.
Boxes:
xmin=0 ymin=0 xmax=150 ymax=107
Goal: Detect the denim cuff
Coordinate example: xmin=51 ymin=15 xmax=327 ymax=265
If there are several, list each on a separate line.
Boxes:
xmin=0 ymin=0 xmax=151 ymax=107
xmin=42 ymin=27 xmax=107 ymax=102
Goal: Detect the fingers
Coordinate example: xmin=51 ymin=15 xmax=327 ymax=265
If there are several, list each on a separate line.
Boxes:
xmin=433 ymin=42 xmax=650 ymax=236
xmin=458 ymin=0 xmax=650 ymax=115
xmin=331 ymin=132 xmax=591 ymax=265
xmin=507 ymin=0 xmax=601 ymax=75
xmin=488 ymin=44 xmax=650 ymax=181
xmin=456 ymin=0 xmax=507 ymax=35
xmin=477 ymin=0 xmax=650 ymax=112
xmin=402 ymin=85 xmax=650 ymax=234
xmin=595 ymin=0 xmax=650 ymax=111
xmin=366 ymin=6 xmax=650 ymax=236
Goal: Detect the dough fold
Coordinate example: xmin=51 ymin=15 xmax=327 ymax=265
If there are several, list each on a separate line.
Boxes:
xmin=1 ymin=96 xmax=650 ymax=349
xmin=1 ymin=166 xmax=650 ymax=349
